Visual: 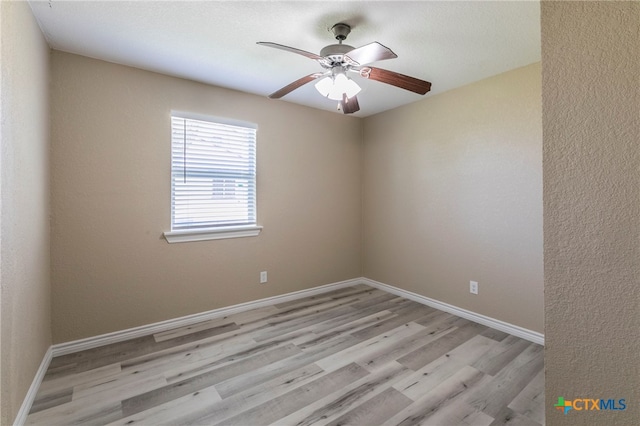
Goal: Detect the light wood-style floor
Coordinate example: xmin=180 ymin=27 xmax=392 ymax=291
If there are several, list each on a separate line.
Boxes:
xmin=26 ymin=285 xmax=544 ymax=426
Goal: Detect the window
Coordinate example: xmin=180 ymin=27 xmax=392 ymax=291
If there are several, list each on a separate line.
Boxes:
xmin=164 ymin=112 xmax=261 ymax=243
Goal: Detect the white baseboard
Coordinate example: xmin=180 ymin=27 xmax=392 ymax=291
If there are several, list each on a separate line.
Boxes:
xmin=361 ymin=278 xmax=544 ymax=345
xmin=13 ymin=346 xmax=52 ymax=426
xmin=51 ymin=277 xmax=361 ymax=357
xmin=47 ymin=276 xmax=543 ymax=356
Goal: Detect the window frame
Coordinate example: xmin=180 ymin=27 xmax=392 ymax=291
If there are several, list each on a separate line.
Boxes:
xmin=163 ymin=111 xmax=262 ymax=243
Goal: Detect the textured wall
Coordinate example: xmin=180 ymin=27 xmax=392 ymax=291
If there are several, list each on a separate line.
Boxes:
xmin=50 ymin=52 xmax=362 ymax=343
xmin=542 ymin=2 xmax=639 ymax=425
xmin=0 ymin=2 xmax=52 ymax=424
xmin=363 ymin=63 xmax=543 ymax=332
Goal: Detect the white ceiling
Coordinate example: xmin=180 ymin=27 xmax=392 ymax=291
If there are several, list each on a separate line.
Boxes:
xmin=29 ymin=1 xmax=541 ymax=117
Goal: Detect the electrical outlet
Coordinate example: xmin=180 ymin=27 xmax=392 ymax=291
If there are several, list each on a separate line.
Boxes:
xmin=470 ymin=281 xmax=479 ymax=295
xmin=260 ymin=271 xmax=268 ymax=284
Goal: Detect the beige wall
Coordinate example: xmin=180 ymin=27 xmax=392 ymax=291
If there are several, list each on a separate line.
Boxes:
xmin=542 ymin=2 xmax=639 ymax=425
xmin=0 ymin=1 xmax=52 ymax=424
xmin=362 ymin=63 xmax=543 ymax=332
xmin=50 ymin=52 xmax=362 ymax=343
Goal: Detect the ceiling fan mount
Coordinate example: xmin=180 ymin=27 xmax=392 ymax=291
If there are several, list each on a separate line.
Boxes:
xmin=257 ymin=22 xmax=431 ymax=114
xmin=320 ymin=24 xmax=355 ymax=63
xmin=330 ymin=23 xmax=351 ymax=41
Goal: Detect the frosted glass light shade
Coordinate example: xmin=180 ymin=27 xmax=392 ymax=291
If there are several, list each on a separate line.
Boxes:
xmin=315 ymin=73 xmax=361 ymax=101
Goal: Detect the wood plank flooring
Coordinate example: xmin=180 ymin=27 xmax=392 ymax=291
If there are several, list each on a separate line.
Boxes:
xmin=26 ymin=285 xmax=544 ymax=425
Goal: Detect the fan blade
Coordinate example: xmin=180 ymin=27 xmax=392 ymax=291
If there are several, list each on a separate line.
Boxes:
xmin=344 ymin=42 xmax=397 ymax=66
xmin=361 ymin=66 xmax=431 ymax=95
xmin=268 ymin=73 xmax=323 ymax=99
xmin=257 ymin=42 xmax=323 ymax=60
xmin=340 ymin=94 xmax=360 ymax=114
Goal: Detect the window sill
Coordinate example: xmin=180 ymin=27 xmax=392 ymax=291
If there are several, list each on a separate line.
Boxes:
xmin=163 ymin=225 xmax=263 ymax=243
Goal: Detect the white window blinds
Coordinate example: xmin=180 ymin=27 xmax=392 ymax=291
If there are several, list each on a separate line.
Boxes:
xmin=171 ymin=114 xmax=257 ymax=231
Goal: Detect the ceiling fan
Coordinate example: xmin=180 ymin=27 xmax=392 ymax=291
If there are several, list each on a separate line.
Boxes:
xmin=258 ymin=23 xmax=432 ymax=114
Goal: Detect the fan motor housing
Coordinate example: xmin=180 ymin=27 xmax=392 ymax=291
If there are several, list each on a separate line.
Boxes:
xmin=320 ymin=43 xmax=355 ymax=58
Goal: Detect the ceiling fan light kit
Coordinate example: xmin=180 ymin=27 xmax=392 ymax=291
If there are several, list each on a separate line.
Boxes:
xmin=315 ymin=69 xmax=361 ymax=100
xmin=257 ymin=22 xmax=431 ymax=114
